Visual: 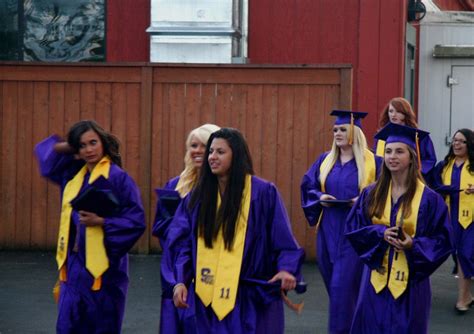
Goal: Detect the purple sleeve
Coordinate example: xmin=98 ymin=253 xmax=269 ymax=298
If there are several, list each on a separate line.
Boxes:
xmin=406 ymin=191 xmax=453 ymax=281
xmin=345 ymin=188 xmax=389 ymax=270
xmin=420 ymin=135 xmax=437 ymax=176
xmin=167 ymin=196 xmax=194 ymax=286
xmin=300 ymin=153 xmax=327 ymax=226
xmin=268 ymin=184 xmax=305 ymax=276
xmin=34 ymin=135 xmax=81 ymax=185
xmin=103 ymin=172 xmax=146 ymax=261
xmin=152 ymin=176 xmax=181 ymax=240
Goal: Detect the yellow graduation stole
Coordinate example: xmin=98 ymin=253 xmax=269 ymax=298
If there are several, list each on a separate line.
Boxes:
xmin=56 ymin=156 xmax=111 ymax=290
xmin=375 ymin=139 xmax=385 ymax=157
xmin=316 ymin=149 xmax=377 ymax=226
xmin=442 ymin=159 xmax=473 ymax=229
xmin=370 ymin=179 xmax=424 ymax=299
xmin=195 ymin=174 xmax=252 ymax=320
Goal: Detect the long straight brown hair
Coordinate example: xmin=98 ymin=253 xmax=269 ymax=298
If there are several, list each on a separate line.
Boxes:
xmin=367 ymin=145 xmax=423 ymax=219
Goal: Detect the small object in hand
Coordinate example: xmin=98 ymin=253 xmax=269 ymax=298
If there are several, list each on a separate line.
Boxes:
xmin=397 ymin=227 xmax=406 ymax=241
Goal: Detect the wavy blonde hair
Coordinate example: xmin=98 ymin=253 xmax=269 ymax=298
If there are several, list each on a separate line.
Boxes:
xmin=175 ymin=123 xmax=220 ymax=197
xmin=319 ymin=125 xmax=369 ymax=189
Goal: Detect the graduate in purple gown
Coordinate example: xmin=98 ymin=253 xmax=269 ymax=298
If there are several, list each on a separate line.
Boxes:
xmin=301 ymin=110 xmax=382 ymax=333
xmin=34 ymin=120 xmax=145 ymax=333
xmin=151 ymin=124 xmax=220 ymax=334
xmin=430 ymin=128 xmax=474 ymax=313
xmin=346 ymin=123 xmax=453 ymax=333
xmin=373 ymin=97 xmax=436 ymax=177
xmin=170 ymin=128 xmax=305 ymax=334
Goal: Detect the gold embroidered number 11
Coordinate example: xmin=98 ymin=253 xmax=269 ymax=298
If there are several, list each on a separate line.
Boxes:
xmin=462 ymin=210 xmax=470 ymax=217
xmin=220 ymin=287 xmax=230 ymax=299
xmin=395 ymin=271 xmax=405 ymax=281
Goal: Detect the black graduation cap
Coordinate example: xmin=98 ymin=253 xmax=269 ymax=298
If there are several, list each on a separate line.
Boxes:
xmin=70 ymin=176 xmax=119 ymax=217
xmin=155 ymin=188 xmax=181 ymax=217
xmin=330 ymin=110 xmax=368 ymax=129
xmin=374 ymin=123 xmax=429 ymax=151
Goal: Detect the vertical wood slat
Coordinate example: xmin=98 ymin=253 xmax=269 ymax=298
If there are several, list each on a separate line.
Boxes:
xmin=46 ymin=82 xmax=65 ymax=248
xmin=16 ymin=82 xmax=34 ymax=248
xmin=0 ymin=64 xmax=351 ymax=260
xmin=30 ymin=82 xmax=49 ymax=249
xmin=2 ymin=82 xmax=18 ymax=248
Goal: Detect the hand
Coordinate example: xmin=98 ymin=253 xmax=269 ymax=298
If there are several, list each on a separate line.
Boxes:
xmin=53 ymin=141 xmax=74 ymax=154
xmin=78 ymin=211 xmax=104 ymax=226
xmin=268 ymin=270 xmax=296 ymax=291
xmin=320 ymin=194 xmax=336 ymax=207
xmin=384 ymin=227 xmax=413 ymax=250
xmin=173 ymin=284 xmax=189 ymax=308
xmin=465 ymin=184 xmax=474 ymax=195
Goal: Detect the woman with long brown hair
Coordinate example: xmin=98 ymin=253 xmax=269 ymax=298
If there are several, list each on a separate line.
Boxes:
xmin=170 ymin=128 xmax=304 ymax=333
xmin=346 ymin=123 xmax=452 ymax=333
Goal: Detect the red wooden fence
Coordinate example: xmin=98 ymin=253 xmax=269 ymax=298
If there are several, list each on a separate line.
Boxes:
xmin=0 ymin=63 xmax=352 ymax=259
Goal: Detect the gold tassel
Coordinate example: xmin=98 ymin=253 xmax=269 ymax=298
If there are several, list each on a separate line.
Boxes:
xmin=349 ymin=113 xmax=354 ymax=145
xmin=415 ymin=132 xmax=421 ymax=171
xmin=92 ymin=276 xmax=102 ymax=291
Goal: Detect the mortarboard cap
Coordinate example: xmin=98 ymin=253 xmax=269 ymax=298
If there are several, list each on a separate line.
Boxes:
xmin=374 ymin=123 xmax=429 ymax=151
xmin=330 ymin=110 xmax=368 ymax=145
xmin=374 ymin=123 xmax=430 ymax=171
xmin=330 ymin=110 xmax=368 ymax=128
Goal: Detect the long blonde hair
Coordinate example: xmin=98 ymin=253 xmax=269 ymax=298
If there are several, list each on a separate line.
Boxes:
xmin=175 ymin=124 xmax=220 ymax=197
xmin=319 ymin=125 xmax=369 ymax=189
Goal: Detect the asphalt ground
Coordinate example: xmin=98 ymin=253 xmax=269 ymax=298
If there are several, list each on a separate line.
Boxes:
xmin=0 ymin=251 xmax=472 ymax=333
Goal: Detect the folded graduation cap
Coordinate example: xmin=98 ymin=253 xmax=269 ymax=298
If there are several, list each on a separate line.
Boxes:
xmin=155 ymin=188 xmax=181 ymax=216
xmin=317 ymin=199 xmax=352 ymax=207
xmin=432 ymin=185 xmax=463 ymax=195
xmin=70 ymin=176 xmax=119 ymax=217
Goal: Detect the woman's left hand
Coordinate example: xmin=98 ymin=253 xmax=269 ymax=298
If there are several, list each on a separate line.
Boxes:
xmin=78 ymin=211 xmax=104 ymax=226
xmin=465 ymin=183 xmax=474 ymax=195
xmin=391 ymin=231 xmax=413 ymax=251
xmin=268 ymin=270 xmax=296 ymax=291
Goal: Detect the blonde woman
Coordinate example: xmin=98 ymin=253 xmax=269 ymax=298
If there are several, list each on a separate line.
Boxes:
xmin=152 ymin=123 xmax=220 ymax=334
xmin=301 ymin=110 xmax=381 ymax=333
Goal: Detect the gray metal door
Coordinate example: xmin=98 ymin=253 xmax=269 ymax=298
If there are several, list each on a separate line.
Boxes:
xmin=450 ymin=65 xmax=474 ymax=142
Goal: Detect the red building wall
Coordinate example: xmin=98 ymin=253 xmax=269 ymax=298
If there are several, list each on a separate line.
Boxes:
xmin=106 ymin=0 xmax=150 ymax=62
xmin=434 ymin=0 xmax=474 ymax=10
xmin=248 ymin=0 xmax=408 ymax=141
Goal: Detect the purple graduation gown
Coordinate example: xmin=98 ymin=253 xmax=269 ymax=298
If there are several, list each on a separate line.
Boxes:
xmin=300 ymin=152 xmax=382 ymax=333
xmin=167 ymin=176 xmax=305 ymax=334
xmin=345 ymin=184 xmax=453 ymax=334
xmin=373 ymin=134 xmax=437 ymax=177
xmin=432 ymin=160 xmax=474 ymax=278
xmin=151 ymin=176 xmax=185 ymax=334
xmin=35 ymin=135 xmax=146 ymax=334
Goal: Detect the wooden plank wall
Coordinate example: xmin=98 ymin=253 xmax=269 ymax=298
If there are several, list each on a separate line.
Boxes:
xmin=0 ymin=63 xmax=352 ymax=260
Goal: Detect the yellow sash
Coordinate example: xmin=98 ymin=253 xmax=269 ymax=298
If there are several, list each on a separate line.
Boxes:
xmin=370 ymin=179 xmax=424 ymax=299
xmin=442 ymin=159 xmax=474 ymax=229
xmin=316 ymin=149 xmax=377 ymax=226
xmin=375 ymin=139 xmax=385 ymax=157
xmin=57 ymin=156 xmax=111 ymax=291
xmin=195 ymin=174 xmax=252 ymax=320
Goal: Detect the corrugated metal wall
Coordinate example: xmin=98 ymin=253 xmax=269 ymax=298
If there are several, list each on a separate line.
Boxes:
xmin=0 ymin=63 xmax=352 ymax=259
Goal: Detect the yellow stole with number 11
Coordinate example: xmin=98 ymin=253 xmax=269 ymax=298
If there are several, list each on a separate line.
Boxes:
xmin=56 ymin=156 xmax=111 ymax=291
xmin=195 ymin=174 xmax=252 ymax=321
xmin=442 ymin=159 xmax=473 ymax=229
xmin=370 ymin=179 xmax=424 ymax=299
